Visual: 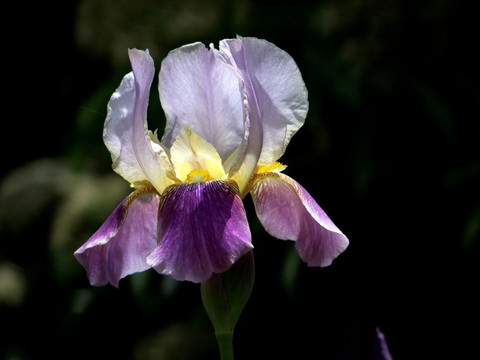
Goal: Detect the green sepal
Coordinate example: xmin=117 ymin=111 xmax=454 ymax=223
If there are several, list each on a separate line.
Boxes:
xmin=201 ymin=251 xmax=254 ymax=333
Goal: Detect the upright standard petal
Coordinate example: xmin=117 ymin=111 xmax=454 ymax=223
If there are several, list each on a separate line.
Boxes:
xmin=250 ymin=173 xmax=348 ymax=267
xmin=158 ymin=43 xmax=244 ymax=163
xmin=74 ymin=193 xmax=160 ymax=287
xmin=217 ymin=39 xmax=263 ymax=195
xmin=219 ymin=37 xmax=309 ymax=167
xmin=103 ymin=49 xmax=173 ymax=193
xmin=147 ymin=181 xmax=253 ymax=283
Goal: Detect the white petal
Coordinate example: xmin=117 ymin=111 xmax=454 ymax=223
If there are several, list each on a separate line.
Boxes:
xmin=220 ymin=37 xmax=309 ymax=166
xmin=103 ymin=49 xmax=174 ymax=193
xmin=158 ymin=42 xmax=244 ymax=163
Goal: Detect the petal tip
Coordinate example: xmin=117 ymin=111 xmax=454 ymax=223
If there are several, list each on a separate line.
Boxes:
xmin=299 ymin=232 xmax=349 ymax=268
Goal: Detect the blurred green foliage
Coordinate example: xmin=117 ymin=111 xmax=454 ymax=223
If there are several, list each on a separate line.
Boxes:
xmin=1 ymin=0 xmax=479 ymax=359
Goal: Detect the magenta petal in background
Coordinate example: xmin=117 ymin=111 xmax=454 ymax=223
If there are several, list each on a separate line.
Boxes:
xmin=251 ymin=173 xmax=348 ymax=267
xmin=74 ymin=194 xmax=160 ymax=287
xmin=374 ymin=328 xmax=394 ymax=360
xmin=147 ymin=181 xmax=253 ymax=283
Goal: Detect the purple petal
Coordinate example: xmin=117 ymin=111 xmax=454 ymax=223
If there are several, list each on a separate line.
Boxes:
xmin=147 ymin=181 xmax=253 ymax=283
xmin=374 ymin=328 xmax=394 ymax=360
xmin=250 ymin=173 xmax=348 ymax=267
xmin=74 ymin=193 xmax=160 ymax=287
xmin=158 ymin=43 xmax=244 ymax=163
xmin=103 ymin=49 xmax=172 ymax=193
xmin=219 ymin=37 xmax=308 ymax=167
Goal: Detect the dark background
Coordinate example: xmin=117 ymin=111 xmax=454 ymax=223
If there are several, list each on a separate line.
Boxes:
xmin=1 ymin=0 xmax=479 ymax=359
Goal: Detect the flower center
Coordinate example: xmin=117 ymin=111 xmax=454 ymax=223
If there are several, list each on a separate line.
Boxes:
xmin=186 ymin=169 xmax=212 ymax=183
xmin=170 ymin=126 xmax=227 ymax=183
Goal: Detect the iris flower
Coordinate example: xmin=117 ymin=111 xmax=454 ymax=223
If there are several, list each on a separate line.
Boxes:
xmin=74 ymin=37 xmax=349 ymax=287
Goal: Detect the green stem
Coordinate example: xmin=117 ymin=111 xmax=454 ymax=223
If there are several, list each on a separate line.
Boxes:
xmin=215 ymin=331 xmax=234 ymax=360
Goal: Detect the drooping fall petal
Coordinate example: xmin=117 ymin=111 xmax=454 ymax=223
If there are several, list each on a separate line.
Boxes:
xmin=74 ymin=193 xmax=160 ymax=287
xmin=250 ymin=173 xmax=348 ymax=267
xmin=147 ymin=181 xmax=253 ymax=283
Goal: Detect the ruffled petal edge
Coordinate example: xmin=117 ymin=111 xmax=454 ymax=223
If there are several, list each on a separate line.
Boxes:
xmin=250 ymin=172 xmax=348 ymax=267
xmin=74 ymin=192 xmax=160 ymax=287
